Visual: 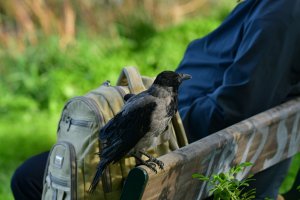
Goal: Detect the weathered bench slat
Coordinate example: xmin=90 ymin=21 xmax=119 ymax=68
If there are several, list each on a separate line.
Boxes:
xmin=121 ymin=97 xmax=300 ymax=200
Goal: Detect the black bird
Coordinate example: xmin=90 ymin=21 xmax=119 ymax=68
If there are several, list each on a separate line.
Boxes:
xmin=88 ymin=71 xmax=191 ymax=193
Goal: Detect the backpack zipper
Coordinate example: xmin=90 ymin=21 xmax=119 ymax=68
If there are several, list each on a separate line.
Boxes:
xmin=66 ymin=117 xmax=93 ymax=131
xmin=58 ymin=96 xmax=104 ymax=133
xmin=70 ymin=96 xmax=104 ymax=127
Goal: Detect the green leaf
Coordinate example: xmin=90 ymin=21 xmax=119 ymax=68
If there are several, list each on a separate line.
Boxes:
xmin=192 ymin=173 xmax=210 ymax=181
xmin=240 ymin=162 xmax=253 ymax=167
xmin=247 ymin=174 xmax=254 ymax=178
xmin=219 ymin=172 xmax=227 ymax=180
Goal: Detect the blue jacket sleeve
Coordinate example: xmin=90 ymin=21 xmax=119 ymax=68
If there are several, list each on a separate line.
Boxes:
xmin=176 ymin=1 xmax=300 ymax=142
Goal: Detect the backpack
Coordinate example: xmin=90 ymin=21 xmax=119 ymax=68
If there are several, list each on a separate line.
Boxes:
xmin=41 ymin=66 xmax=188 ymax=200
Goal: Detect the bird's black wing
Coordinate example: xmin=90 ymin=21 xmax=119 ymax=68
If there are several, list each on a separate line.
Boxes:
xmin=99 ymin=92 xmax=157 ymax=163
xmin=88 ymin=95 xmax=156 ymax=193
xmin=99 ymin=92 xmax=148 ymax=141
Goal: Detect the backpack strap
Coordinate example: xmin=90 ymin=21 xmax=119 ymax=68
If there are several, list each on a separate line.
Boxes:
xmin=172 ymin=112 xmax=188 ymax=147
xmin=116 ymin=66 xmax=146 ymax=94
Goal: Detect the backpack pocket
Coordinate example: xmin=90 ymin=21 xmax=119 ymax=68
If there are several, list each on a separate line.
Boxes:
xmin=57 ymin=96 xmax=102 ymax=156
xmin=42 ymin=142 xmax=77 ymax=200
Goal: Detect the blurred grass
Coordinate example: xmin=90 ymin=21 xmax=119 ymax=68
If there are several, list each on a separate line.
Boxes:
xmin=0 ymin=2 xmax=299 ymax=199
xmin=0 ymin=112 xmax=58 ymax=199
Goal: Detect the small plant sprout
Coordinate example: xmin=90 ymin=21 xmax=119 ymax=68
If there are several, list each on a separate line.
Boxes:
xmin=192 ymin=162 xmax=256 ymax=200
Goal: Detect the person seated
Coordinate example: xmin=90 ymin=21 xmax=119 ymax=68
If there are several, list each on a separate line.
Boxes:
xmin=175 ymin=0 xmax=300 ymax=199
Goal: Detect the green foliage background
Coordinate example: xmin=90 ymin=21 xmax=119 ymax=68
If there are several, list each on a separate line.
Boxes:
xmin=0 ymin=3 xmax=299 ymax=199
xmin=0 ymin=10 xmax=225 ymax=199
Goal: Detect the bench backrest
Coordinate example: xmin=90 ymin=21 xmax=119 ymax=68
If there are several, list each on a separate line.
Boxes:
xmin=121 ymin=97 xmax=300 ymax=200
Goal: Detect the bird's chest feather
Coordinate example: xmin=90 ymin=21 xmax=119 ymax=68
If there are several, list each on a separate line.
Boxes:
xmin=132 ymin=88 xmax=177 ymax=151
xmin=150 ymin=97 xmax=173 ymax=130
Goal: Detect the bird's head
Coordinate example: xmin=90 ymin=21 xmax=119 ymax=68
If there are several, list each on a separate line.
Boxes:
xmin=153 ymin=71 xmax=192 ymax=88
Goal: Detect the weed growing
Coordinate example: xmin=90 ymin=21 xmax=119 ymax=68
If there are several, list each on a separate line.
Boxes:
xmin=193 ymin=162 xmax=256 ymax=200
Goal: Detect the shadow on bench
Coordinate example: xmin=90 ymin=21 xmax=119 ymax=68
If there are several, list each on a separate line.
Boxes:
xmin=121 ymin=97 xmax=300 ymax=200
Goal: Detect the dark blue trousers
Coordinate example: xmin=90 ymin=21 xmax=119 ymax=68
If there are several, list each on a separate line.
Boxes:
xmin=11 ymin=152 xmax=49 ymax=200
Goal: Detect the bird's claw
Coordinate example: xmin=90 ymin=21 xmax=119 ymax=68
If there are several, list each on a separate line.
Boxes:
xmin=138 ymin=150 xmax=165 ymax=171
xmin=147 ymin=157 xmax=164 ymax=170
xmin=154 ymin=159 xmax=164 ymax=170
xmin=144 ymin=161 xmax=158 ymax=173
xmin=133 ymin=151 xmax=164 ymax=172
xmin=135 ymin=159 xmax=159 ymax=173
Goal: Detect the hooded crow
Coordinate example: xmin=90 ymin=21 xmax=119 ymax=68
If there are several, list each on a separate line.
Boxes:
xmin=88 ymin=71 xmax=191 ymax=193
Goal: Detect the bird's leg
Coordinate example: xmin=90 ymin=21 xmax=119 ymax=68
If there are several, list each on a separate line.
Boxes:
xmin=130 ymin=152 xmax=158 ymax=173
xmin=139 ymin=150 xmax=164 ymax=170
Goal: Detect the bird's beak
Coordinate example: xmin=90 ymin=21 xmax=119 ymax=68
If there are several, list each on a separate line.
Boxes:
xmin=179 ymin=73 xmax=192 ymax=81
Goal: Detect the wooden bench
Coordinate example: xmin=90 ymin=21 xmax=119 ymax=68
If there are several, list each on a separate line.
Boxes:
xmin=120 ymin=97 xmax=300 ymax=200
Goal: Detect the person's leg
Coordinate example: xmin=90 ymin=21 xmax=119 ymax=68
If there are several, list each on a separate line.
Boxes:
xmin=11 ymin=151 xmax=49 ymax=200
xmin=246 ymin=158 xmax=292 ymax=200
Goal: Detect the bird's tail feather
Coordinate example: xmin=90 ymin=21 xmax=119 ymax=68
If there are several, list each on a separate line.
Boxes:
xmin=88 ymin=160 xmax=109 ymax=193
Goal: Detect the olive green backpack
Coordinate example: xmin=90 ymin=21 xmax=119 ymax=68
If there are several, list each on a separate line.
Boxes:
xmin=41 ymin=67 xmax=188 ymax=200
